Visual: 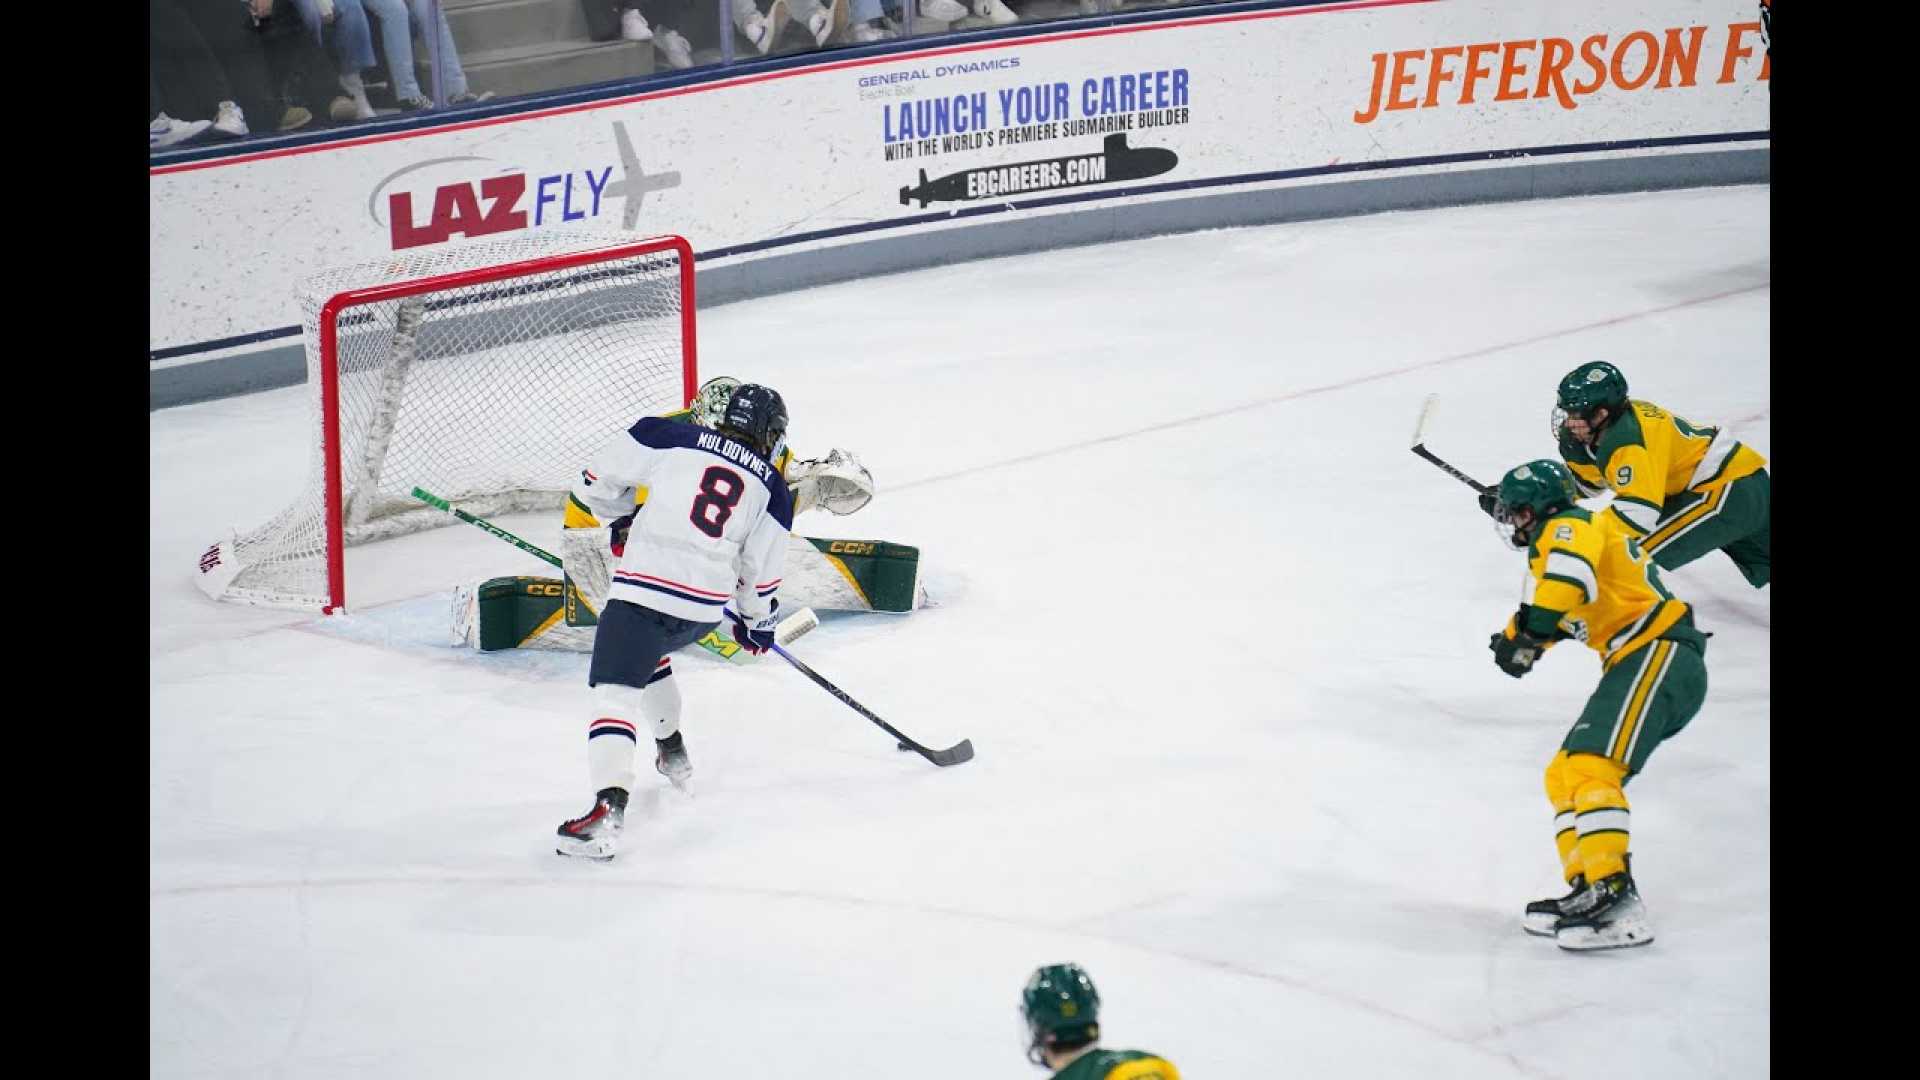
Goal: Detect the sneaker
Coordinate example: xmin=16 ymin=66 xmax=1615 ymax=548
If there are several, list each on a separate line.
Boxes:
xmin=1522 ymin=874 xmax=1587 ymax=937
xmin=741 ymin=1 xmax=789 ymax=55
xmin=278 ymin=106 xmax=313 ymax=131
xmin=150 ymin=113 xmax=213 ymax=149
xmin=805 ymin=8 xmax=832 ymax=45
xmin=449 ymin=90 xmax=495 ymax=105
xmin=846 ymin=17 xmax=893 ymax=42
xmin=920 ymin=0 xmax=966 ymax=20
xmin=655 ymin=732 xmax=692 ymax=789
xmin=213 ymin=100 xmax=248 ymax=136
xmin=620 ymin=7 xmax=654 ymax=41
xmin=556 ymin=786 xmax=629 ymax=860
xmin=742 ymin=13 xmax=771 ymax=52
xmin=1553 ymin=871 xmax=1655 ymax=951
xmin=656 ymin=29 xmax=694 ymax=69
xmin=397 ymin=94 xmax=433 ymax=111
xmin=336 ymin=73 xmax=376 ymax=120
xmin=972 ymin=0 xmax=1017 ymax=23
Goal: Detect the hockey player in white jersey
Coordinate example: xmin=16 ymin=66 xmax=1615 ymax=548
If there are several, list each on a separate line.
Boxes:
xmin=556 ymin=383 xmax=794 ymax=860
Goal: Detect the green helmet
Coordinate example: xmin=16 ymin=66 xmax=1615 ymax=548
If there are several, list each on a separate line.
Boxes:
xmin=1552 ymin=361 xmax=1629 ymax=446
xmin=1022 ymin=964 xmax=1100 ymax=1066
xmin=1492 ymin=459 xmax=1578 ymax=550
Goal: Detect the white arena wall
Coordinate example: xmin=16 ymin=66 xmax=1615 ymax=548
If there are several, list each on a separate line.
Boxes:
xmin=148 ymin=0 xmax=1769 ymax=408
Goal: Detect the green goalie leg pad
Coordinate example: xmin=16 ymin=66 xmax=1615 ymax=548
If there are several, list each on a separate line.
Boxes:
xmin=481 ymin=574 xmax=744 ymax=662
xmin=804 ymin=539 xmax=923 ymax=613
xmin=474 ymin=576 xmax=569 ymax=652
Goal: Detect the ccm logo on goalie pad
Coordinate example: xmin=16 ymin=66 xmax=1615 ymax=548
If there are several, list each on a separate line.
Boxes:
xmin=827 ymin=541 xmax=876 ymax=555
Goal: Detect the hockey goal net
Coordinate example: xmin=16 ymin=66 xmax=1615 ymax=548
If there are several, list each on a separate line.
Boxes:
xmin=195 ymin=233 xmax=698 ymax=613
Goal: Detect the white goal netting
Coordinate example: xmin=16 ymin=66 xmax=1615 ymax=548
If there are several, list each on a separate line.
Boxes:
xmin=195 ymin=232 xmax=696 ymax=612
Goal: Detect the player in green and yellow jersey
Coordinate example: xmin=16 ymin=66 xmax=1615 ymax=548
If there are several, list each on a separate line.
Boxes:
xmin=1486 ymin=459 xmax=1712 ymax=951
xmin=1021 ymin=965 xmax=1178 ymax=1080
xmin=1545 ymin=360 xmax=1769 ymax=587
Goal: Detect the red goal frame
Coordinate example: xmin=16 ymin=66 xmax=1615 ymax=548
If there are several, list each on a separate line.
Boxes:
xmin=312 ymin=235 xmax=697 ymax=613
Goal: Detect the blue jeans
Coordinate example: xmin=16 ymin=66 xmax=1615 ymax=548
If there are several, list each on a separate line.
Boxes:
xmin=363 ymin=0 xmax=471 ymax=99
xmin=287 ymin=0 xmax=378 ymax=73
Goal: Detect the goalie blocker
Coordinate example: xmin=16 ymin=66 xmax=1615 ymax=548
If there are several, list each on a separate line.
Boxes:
xmin=457 ymin=534 xmax=923 ymax=653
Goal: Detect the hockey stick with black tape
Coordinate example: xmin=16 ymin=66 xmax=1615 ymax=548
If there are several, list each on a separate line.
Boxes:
xmin=409 ymin=486 xmax=818 ymax=661
xmin=1409 ymin=394 xmax=1492 ymax=494
xmin=769 ymin=644 xmax=975 ymax=767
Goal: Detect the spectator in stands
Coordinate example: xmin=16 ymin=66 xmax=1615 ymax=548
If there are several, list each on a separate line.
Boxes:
xmin=837 ymin=0 xmax=892 ymax=41
xmin=152 ymin=0 xmax=236 ymax=145
xmin=967 ymin=0 xmax=1017 ymax=24
xmin=284 ymin=0 xmax=380 ymax=120
xmin=843 ymin=0 xmax=1015 ymax=39
xmin=593 ymin=1 xmax=698 ymax=69
xmin=362 ymin=0 xmax=494 ymax=109
xmin=152 ymin=0 xmax=323 ymax=139
xmin=785 ymin=0 xmax=839 ymax=49
xmin=731 ymin=0 xmax=784 ymax=56
xmin=245 ymin=0 xmax=344 ymax=131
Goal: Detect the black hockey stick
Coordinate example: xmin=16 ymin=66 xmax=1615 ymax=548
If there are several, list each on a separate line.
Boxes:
xmin=1409 ymin=394 xmax=1491 ymax=494
xmin=770 ymin=644 xmax=975 ymax=767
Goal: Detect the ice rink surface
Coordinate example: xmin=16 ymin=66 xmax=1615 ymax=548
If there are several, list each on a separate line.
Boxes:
xmin=151 ymin=185 xmax=1769 ymax=1079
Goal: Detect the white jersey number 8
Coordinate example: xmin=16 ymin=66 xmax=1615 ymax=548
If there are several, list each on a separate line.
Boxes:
xmin=690 ymin=465 xmax=746 ymax=538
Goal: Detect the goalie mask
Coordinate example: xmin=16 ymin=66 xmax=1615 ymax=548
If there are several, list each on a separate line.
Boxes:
xmin=718 ymin=383 xmax=789 ymax=461
xmin=690 ymin=375 xmax=742 ymax=429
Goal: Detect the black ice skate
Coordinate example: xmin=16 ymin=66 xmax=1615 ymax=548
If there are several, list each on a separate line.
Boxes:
xmin=556 ymin=787 xmax=628 ymax=860
xmin=1523 ymin=874 xmax=1588 ymax=937
xmin=1553 ymin=870 xmax=1654 ymax=951
xmin=655 ymin=732 xmax=692 ymax=790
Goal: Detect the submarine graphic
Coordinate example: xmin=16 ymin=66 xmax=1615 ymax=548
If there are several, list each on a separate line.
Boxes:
xmin=899 ymin=132 xmax=1178 ymax=209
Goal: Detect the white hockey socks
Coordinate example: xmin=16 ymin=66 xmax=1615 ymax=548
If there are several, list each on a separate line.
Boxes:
xmin=642 ymin=671 xmax=683 ymax=741
xmin=585 ymin=666 xmax=684 ymax=791
xmin=587 ymin=682 xmax=645 ymax=793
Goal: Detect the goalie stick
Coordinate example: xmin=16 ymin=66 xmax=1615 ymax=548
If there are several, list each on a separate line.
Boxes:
xmin=1409 ymin=394 xmax=1492 ymax=495
xmin=409 ymin=487 xmax=817 ymax=662
xmin=769 ymin=644 xmax=975 ymax=767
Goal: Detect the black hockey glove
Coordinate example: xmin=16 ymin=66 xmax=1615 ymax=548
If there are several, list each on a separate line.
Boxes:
xmin=1477 ymin=490 xmax=1500 ymax=519
xmin=1490 ymin=628 xmax=1546 ymax=678
xmin=609 ymin=513 xmax=634 ymax=558
xmin=727 ymin=599 xmax=780 ymax=655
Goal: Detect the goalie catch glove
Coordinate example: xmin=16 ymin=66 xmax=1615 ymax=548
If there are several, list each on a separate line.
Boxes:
xmin=725 ymin=599 xmax=780 ymax=655
xmin=788 ymin=449 xmax=875 ymax=516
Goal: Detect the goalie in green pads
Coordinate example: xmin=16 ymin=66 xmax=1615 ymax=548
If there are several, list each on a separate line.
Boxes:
xmin=457 ymin=537 xmax=923 ymax=654
xmin=453 ymin=375 xmax=922 ymax=655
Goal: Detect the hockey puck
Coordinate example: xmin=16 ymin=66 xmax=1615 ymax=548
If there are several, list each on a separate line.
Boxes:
xmin=897 ymin=741 xmax=913 ymax=752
